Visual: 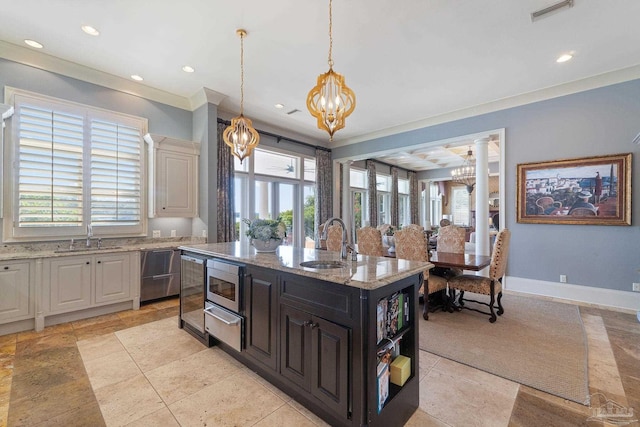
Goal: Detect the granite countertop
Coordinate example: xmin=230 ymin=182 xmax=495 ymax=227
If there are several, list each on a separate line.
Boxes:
xmin=179 ymin=242 xmax=432 ymax=290
xmin=0 ymin=236 xmax=207 ymax=261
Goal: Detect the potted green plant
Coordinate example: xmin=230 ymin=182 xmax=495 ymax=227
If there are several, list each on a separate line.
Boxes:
xmin=243 ymin=218 xmax=287 ymax=252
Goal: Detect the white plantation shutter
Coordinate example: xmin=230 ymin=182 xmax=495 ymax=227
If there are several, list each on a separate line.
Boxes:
xmin=17 ymin=105 xmax=84 ymax=227
xmin=90 ymin=120 xmax=141 ymax=225
xmin=8 ymin=90 xmax=147 ymax=240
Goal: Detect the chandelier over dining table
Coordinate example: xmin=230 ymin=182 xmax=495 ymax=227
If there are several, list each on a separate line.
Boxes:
xmin=452 ymin=147 xmax=476 ymax=193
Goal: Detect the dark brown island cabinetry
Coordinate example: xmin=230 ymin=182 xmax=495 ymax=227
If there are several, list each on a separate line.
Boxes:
xmin=235 ymin=263 xmax=421 ymax=427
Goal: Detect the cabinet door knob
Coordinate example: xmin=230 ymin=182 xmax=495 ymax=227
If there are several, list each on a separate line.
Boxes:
xmin=3 ymin=266 xmax=9 ymax=270
xmin=97 ymin=261 xmax=102 ymax=264
xmin=86 ymin=261 xmax=90 ymax=265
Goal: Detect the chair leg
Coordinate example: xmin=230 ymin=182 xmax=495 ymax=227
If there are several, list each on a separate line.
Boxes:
xmin=488 ymin=282 xmax=497 ymax=323
xmin=497 ymin=291 xmax=504 ymax=316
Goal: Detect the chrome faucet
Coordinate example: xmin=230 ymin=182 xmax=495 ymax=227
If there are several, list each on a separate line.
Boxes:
xmin=321 ymin=217 xmax=357 ymax=260
xmin=86 ymin=224 xmax=93 ymax=248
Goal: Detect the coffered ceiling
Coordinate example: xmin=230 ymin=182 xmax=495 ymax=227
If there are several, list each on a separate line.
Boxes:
xmin=1 ymin=0 xmax=639 ymax=169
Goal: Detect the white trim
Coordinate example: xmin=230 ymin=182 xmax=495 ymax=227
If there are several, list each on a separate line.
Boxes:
xmin=333 ymin=64 xmax=640 ymax=148
xmin=504 ymin=276 xmax=640 ymax=313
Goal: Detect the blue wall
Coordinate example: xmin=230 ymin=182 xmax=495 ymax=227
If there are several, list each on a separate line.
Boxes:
xmin=334 ymin=79 xmax=640 ymax=292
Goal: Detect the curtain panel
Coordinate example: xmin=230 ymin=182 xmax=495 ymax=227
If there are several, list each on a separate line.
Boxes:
xmin=315 ymin=149 xmax=333 ymax=245
xmin=391 ymin=167 xmax=399 ymax=227
xmin=367 ymin=160 xmax=378 ymax=227
xmin=216 ymin=122 xmax=236 ymax=242
xmin=409 ymin=171 xmax=419 ymax=225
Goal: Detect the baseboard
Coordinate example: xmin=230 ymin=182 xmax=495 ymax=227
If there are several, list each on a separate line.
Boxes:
xmin=504 ymin=276 xmax=640 ymax=314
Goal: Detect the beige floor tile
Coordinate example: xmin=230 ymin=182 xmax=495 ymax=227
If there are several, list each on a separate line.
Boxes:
xmin=288 ymin=399 xmax=331 ymax=427
xmin=84 ymin=349 xmax=142 ymax=391
xmin=240 ymin=366 xmax=293 ymax=403
xmin=115 ymin=316 xmax=182 ymax=348
xmin=419 ymin=367 xmax=517 ymax=427
xmin=77 ymin=332 xmax=126 ymax=362
xmin=404 ymin=408 xmax=452 ymax=427
xmin=433 ymin=358 xmax=519 ymax=399
xmin=168 ymin=371 xmax=286 ymax=427
xmin=145 ymin=348 xmax=241 ymax=404
xmin=253 ymin=403 xmax=317 ymax=427
xmin=419 ymin=350 xmax=441 ymax=381
xmin=125 ymin=332 xmax=206 ymax=372
xmin=94 ymin=374 xmax=165 ymax=427
xmin=0 ymin=402 xmax=8 ymax=427
xmin=125 ymin=406 xmax=180 ymax=427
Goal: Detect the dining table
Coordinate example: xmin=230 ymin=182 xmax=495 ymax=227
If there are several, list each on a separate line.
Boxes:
xmin=429 ymin=251 xmax=492 ymax=271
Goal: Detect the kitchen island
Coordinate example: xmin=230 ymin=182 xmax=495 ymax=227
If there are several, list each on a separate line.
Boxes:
xmin=179 ymin=241 xmax=432 ymax=427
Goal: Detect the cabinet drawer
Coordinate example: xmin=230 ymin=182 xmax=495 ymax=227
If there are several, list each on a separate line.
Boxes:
xmin=280 ymin=272 xmax=356 ymax=325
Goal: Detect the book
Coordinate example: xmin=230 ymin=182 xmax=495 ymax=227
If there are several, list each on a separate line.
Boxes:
xmin=377 ymin=359 xmax=390 ymax=413
xmin=376 ymin=298 xmax=388 ymax=344
xmin=386 ymin=292 xmax=400 ymax=337
xmin=397 ymin=292 xmax=404 ymax=331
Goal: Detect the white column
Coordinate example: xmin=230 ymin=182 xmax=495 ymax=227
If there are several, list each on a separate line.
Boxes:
xmin=475 ymin=138 xmax=490 ymax=258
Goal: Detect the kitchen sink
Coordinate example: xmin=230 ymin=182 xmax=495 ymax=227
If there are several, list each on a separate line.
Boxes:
xmin=54 ymin=246 xmax=122 ymax=253
xmin=299 ymin=260 xmax=348 ymax=269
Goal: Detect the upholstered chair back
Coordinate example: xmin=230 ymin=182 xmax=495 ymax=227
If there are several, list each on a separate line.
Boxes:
xmin=356 ymin=226 xmax=384 ymax=257
xmin=402 ymin=224 xmax=424 ymax=233
xmin=489 ymin=229 xmax=511 ymax=280
xmin=325 ymin=224 xmax=343 ymax=252
xmin=437 ymin=225 xmax=466 ymax=254
xmin=394 ymin=228 xmax=428 ymax=262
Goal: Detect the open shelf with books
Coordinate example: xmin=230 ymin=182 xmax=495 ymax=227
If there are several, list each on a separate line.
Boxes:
xmin=367 ymin=272 xmax=422 ymax=425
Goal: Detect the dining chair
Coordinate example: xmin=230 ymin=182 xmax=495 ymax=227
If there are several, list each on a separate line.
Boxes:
xmin=434 ymin=225 xmax=465 ymax=279
xmin=448 ymin=228 xmax=511 ymax=323
xmin=356 ymin=226 xmax=384 ymax=257
xmin=394 ymin=227 xmax=447 ymax=320
xmin=377 ymin=223 xmax=392 ymax=236
xmin=317 ymin=223 xmax=327 ymax=249
xmin=325 ymin=224 xmax=344 ymax=252
xmin=403 ymin=224 xmax=424 ymax=232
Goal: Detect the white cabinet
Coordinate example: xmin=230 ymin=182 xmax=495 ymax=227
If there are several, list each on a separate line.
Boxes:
xmin=146 ymin=134 xmax=200 ymax=218
xmin=45 ymin=252 xmax=134 ymax=315
xmin=0 ymin=260 xmax=33 ymax=323
xmin=95 ymin=252 xmax=132 ymax=303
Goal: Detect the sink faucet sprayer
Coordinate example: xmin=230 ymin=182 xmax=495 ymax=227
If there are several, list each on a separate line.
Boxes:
xmin=321 ymin=217 xmax=357 ymax=261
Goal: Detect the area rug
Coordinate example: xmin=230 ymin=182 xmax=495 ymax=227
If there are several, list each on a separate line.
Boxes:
xmin=419 ymin=293 xmax=589 ymax=404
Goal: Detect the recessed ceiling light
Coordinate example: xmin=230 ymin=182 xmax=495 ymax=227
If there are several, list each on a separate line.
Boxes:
xmin=274 ymin=103 xmax=285 ymax=109
xmin=182 ymin=65 xmax=195 ymax=73
xmin=131 ymin=74 xmax=144 ymax=81
xmin=81 ymin=25 xmax=100 ymax=36
xmin=24 ymin=39 xmax=43 ymax=49
xmin=556 ymin=53 xmax=573 ymax=63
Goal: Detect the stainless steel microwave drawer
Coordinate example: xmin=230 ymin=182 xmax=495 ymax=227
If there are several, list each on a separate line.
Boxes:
xmin=204 ymin=302 xmax=243 ymax=352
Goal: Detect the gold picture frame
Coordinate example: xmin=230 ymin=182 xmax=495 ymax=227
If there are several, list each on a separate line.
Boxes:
xmin=516 ymin=153 xmax=632 ymax=225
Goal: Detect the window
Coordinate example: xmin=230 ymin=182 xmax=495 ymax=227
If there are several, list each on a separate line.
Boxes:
xmin=5 ymin=89 xmax=147 ymax=240
xmin=350 ymin=168 xmax=368 ymax=230
xmin=376 ymin=174 xmax=391 ymax=225
xmin=398 ymin=178 xmax=410 ymax=226
xmin=429 ymin=182 xmax=442 ymax=226
xmin=234 ymin=147 xmax=314 ymax=247
xmin=452 ymin=187 xmax=470 ymax=226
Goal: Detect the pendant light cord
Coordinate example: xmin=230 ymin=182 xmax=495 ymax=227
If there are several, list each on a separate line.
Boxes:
xmin=240 ymin=32 xmax=245 ymax=115
xmin=328 ymin=0 xmax=333 ymax=68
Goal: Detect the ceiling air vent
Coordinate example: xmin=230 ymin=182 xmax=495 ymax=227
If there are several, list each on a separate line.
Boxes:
xmin=531 ymin=0 xmax=574 ymax=22
xmin=286 ymin=109 xmax=300 ymax=115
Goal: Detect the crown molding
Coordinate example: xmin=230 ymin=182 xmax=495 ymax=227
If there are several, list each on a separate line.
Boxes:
xmin=0 ymin=40 xmax=192 ymax=111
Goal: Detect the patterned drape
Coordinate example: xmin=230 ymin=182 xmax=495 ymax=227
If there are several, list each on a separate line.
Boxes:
xmin=391 ymin=167 xmax=399 ymax=227
xmin=367 ymin=160 xmax=378 ymax=227
xmin=315 ymin=149 xmax=333 ymax=246
xmin=339 ymin=163 xmax=344 ymax=218
xmin=216 ymin=122 xmax=236 ymax=242
xmin=409 ymin=171 xmax=419 ymax=225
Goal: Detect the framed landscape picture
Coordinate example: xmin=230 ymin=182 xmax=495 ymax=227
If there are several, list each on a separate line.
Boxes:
xmin=517 ymin=153 xmax=631 ymax=225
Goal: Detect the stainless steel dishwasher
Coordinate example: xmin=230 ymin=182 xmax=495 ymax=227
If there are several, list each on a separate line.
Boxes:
xmin=140 ymin=248 xmax=180 ymax=303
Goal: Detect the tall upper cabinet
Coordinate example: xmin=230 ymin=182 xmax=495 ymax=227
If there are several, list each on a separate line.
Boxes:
xmin=145 ymin=133 xmax=200 ymax=218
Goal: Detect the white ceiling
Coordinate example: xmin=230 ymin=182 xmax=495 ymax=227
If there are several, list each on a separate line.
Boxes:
xmin=1 ymin=0 xmax=639 ymax=169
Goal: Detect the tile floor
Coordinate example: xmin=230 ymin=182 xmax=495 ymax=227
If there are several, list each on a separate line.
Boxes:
xmin=1 ymin=296 xmax=638 ymax=427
